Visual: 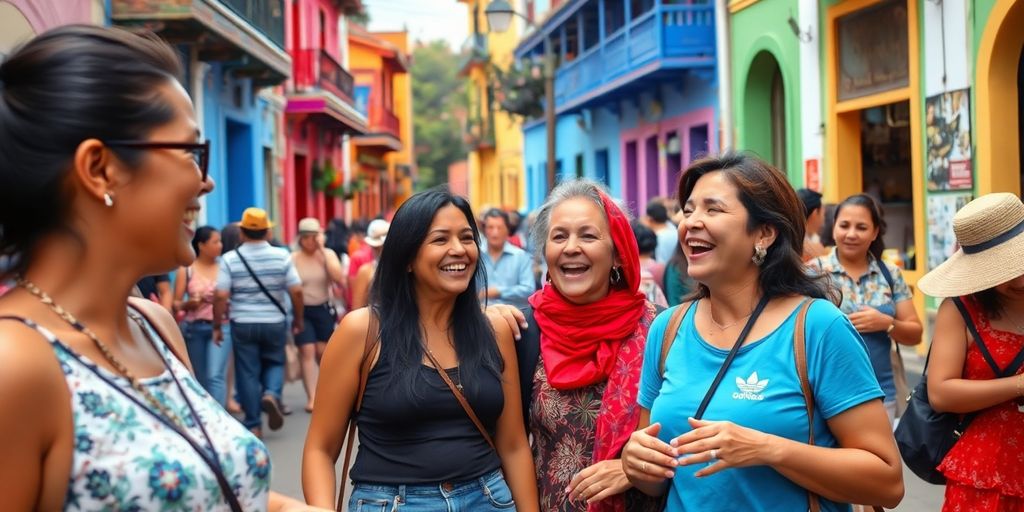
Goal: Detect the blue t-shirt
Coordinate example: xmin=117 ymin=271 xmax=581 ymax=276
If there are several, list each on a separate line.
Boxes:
xmin=638 ymin=299 xmax=883 ymax=512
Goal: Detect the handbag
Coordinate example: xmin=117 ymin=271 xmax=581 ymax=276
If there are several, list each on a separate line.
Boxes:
xmin=894 ymin=297 xmax=1024 ymax=484
xmin=285 ymin=343 xmax=301 ymax=383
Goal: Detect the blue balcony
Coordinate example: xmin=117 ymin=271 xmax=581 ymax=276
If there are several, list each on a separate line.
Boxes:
xmin=516 ymin=1 xmax=715 ymax=114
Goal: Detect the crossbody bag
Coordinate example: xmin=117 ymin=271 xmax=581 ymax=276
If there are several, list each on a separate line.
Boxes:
xmin=234 ymin=249 xmax=287 ymax=317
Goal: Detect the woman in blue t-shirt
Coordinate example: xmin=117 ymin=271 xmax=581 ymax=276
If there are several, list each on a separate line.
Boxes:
xmin=620 ymin=153 xmax=903 ymax=511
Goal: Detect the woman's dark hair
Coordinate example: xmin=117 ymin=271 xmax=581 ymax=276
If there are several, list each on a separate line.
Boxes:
xmin=0 ymin=25 xmax=184 ymax=280
xmin=677 ymin=152 xmax=833 ymax=302
xmin=972 ymin=288 xmax=1007 ymax=319
xmin=221 ymin=222 xmax=241 ymax=254
xmin=369 ymin=187 xmax=502 ymax=396
xmin=325 ymin=218 xmax=351 ymax=256
xmin=191 ymin=226 xmax=218 ymax=255
xmin=835 ymin=194 xmax=887 ymax=260
xmin=631 ymin=220 xmax=658 ymax=256
xmin=796 ymin=188 xmax=823 ymax=219
xmin=820 ymin=203 xmax=838 ymax=247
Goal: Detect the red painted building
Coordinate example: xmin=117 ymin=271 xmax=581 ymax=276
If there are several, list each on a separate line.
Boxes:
xmin=281 ymin=0 xmax=366 ymax=241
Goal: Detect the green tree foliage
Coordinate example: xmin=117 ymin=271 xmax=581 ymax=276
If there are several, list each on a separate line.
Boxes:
xmin=412 ymin=40 xmax=467 ymax=191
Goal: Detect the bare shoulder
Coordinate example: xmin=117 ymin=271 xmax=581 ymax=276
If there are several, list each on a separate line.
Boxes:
xmin=329 ymin=307 xmax=373 ymax=351
xmin=0 ymin=318 xmax=69 ymax=422
xmin=487 ymin=314 xmax=516 ymax=355
xmin=128 ymin=297 xmax=191 ymax=364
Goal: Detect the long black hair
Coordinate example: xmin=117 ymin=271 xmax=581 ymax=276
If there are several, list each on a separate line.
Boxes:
xmin=0 ymin=25 xmax=183 ymax=280
xmin=191 ymin=225 xmax=218 ymax=255
xmin=369 ymin=187 xmax=502 ymax=395
xmin=835 ymin=194 xmax=887 ymax=260
xmin=678 ymin=152 xmax=834 ymax=302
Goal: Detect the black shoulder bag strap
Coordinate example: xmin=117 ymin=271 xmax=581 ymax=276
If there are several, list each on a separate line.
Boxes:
xmin=235 ymin=249 xmax=287 ymax=316
xmin=953 ymin=298 xmax=1024 ymax=377
xmin=694 ymin=295 xmax=772 ymax=419
xmin=875 ymin=260 xmax=906 ymax=358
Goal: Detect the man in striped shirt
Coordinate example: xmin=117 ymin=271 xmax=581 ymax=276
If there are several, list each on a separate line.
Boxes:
xmin=213 ymin=208 xmax=303 ymax=437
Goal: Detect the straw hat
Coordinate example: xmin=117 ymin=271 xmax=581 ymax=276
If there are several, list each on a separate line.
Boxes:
xmin=297 ymin=217 xmax=322 ymax=235
xmin=365 ymin=219 xmax=390 ymax=248
xmin=239 ymin=207 xmax=273 ymax=230
xmin=918 ymin=193 xmax=1024 ymax=297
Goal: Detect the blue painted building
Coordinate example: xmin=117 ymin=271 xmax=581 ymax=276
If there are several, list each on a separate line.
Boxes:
xmin=516 ymin=0 xmax=719 ymax=215
xmin=112 ymin=0 xmax=291 ymax=231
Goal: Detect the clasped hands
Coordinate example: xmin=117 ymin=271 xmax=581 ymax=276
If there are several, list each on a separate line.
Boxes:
xmin=621 ymin=418 xmax=776 ymax=484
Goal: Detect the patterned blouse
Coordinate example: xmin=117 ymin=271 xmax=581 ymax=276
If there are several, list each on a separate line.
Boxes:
xmin=813 ymin=249 xmax=912 ymax=315
xmin=529 ymin=307 xmax=662 ymax=512
xmin=8 ymin=315 xmax=271 ymax=511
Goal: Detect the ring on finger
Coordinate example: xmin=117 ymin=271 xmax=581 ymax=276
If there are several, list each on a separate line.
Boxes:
xmin=641 ymin=462 xmax=648 ymax=472
xmin=709 ymin=449 xmax=718 ymax=461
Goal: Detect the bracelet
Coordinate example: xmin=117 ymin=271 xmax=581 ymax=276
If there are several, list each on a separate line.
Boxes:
xmin=886 ymin=319 xmax=896 ymax=335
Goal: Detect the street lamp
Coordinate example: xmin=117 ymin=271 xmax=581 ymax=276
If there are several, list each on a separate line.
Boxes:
xmin=484 ymin=0 xmax=557 ymax=193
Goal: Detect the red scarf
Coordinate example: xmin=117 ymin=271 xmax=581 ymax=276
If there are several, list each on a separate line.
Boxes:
xmin=528 ymin=192 xmax=648 ymax=512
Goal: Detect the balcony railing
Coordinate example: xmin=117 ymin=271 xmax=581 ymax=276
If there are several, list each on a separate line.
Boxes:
xmin=319 ymin=50 xmax=355 ymax=101
xmin=219 ymin=0 xmax=286 ymax=49
xmin=376 ymin=108 xmax=401 ymax=138
xmin=464 ymin=116 xmax=495 ymax=149
xmin=551 ymin=4 xmax=715 ymax=110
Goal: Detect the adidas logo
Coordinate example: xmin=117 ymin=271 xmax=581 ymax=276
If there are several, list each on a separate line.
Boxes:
xmin=732 ymin=372 xmax=769 ymax=401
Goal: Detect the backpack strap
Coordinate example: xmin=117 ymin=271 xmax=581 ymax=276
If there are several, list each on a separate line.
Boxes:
xmin=794 ymin=299 xmax=885 ymax=512
xmin=337 ymin=310 xmax=381 ymax=511
xmin=659 ymin=301 xmax=695 ymax=378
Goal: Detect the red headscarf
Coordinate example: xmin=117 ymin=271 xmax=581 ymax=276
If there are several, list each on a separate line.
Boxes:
xmin=528 ymin=191 xmax=649 ymax=512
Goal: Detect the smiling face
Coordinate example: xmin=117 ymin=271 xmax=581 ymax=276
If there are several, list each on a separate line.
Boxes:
xmin=680 ymin=171 xmax=767 ymax=288
xmin=994 ymin=273 xmax=1024 ymax=302
xmin=544 ymin=197 xmax=618 ymax=305
xmin=833 ymin=204 xmax=878 ymax=262
xmin=113 ymin=80 xmax=213 ymax=270
xmin=411 ymin=204 xmax=480 ymax=298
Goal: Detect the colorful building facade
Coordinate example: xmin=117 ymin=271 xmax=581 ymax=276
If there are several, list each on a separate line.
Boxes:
xmin=729 ymin=0 xmax=1023 ymax=326
xmin=514 ymin=0 xmax=720 ymax=214
xmin=281 ymin=0 xmax=366 ymax=241
xmin=348 ymin=25 xmax=415 ymax=220
xmin=458 ymin=0 xmax=526 ymax=212
xmin=111 ymin=0 xmax=292 ymax=233
xmin=0 ymin=0 xmax=105 ymax=55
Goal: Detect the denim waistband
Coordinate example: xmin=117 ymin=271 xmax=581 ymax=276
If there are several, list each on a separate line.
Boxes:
xmin=353 ymin=468 xmax=503 ymax=498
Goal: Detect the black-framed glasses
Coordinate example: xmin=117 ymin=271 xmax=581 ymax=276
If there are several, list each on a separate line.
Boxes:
xmin=104 ymin=140 xmax=210 ymax=182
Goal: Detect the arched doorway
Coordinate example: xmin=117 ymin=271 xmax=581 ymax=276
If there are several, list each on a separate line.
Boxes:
xmin=976 ymin=0 xmax=1024 ymax=196
xmin=743 ymin=51 xmax=788 ymax=173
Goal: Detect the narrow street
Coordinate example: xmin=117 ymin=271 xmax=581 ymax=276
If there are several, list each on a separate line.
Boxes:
xmin=265 ymin=351 xmax=945 ymax=511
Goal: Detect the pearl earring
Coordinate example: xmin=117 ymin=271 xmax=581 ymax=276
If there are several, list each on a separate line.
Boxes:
xmin=103 ymin=193 xmax=114 ymax=207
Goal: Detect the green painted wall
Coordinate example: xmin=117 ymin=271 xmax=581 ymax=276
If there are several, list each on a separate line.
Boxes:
xmin=730 ymin=0 xmax=804 ymax=184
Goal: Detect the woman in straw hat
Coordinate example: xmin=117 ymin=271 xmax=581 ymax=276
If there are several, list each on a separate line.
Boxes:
xmin=919 ymin=192 xmax=1024 ymax=512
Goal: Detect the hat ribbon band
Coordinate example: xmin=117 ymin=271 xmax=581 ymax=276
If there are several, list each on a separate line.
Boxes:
xmin=962 ymin=218 xmax=1024 ymax=254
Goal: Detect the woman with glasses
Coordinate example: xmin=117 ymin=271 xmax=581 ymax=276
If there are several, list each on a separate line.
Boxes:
xmin=0 ymin=25 xmax=323 ymax=511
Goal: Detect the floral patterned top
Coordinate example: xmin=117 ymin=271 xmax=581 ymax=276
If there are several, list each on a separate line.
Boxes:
xmin=812 ymin=249 xmax=912 ymax=315
xmin=10 ymin=315 xmax=271 ymax=511
xmin=938 ymin=295 xmax=1024 ymax=498
xmin=530 ymin=314 xmax=663 ymax=512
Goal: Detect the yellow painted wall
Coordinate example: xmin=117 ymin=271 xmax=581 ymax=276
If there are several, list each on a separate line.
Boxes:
xmin=461 ymin=0 xmax=525 ymax=212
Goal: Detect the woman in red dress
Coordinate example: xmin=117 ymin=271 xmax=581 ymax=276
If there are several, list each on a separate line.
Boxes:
xmin=919 ymin=192 xmax=1024 ymax=512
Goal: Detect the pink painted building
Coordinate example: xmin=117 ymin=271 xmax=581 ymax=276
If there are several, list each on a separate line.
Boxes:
xmin=281 ymin=0 xmax=366 ymax=242
xmin=0 ymin=0 xmax=101 ymax=55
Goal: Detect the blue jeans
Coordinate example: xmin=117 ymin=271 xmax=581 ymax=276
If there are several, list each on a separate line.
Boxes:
xmin=180 ymin=321 xmax=212 ymax=393
xmin=206 ymin=323 xmax=232 ymax=406
xmin=230 ymin=321 xmax=286 ymax=429
xmin=348 ymin=469 xmax=515 ymax=512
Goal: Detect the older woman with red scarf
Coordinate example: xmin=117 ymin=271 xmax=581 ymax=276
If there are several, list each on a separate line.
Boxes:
xmin=515 ymin=179 xmax=661 ymax=512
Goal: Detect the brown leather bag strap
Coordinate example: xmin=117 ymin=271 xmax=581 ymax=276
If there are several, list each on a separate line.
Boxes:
xmin=659 ymin=301 xmax=695 ymax=378
xmin=423 ymin=346 xmax=497 ymax=451
xmin=793 ymin=300 xmax=886 ymax=512
xmin=337 ymin=312 xmax=381 ymax=512
xmin=127 ymin=297 xmax=195 ymax=374
xmin=792 ymin=300 xmax=818 ymax=512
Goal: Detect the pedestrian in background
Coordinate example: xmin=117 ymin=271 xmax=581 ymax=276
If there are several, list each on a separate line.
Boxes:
xmin=633 ymin=220 xmax=669 ymax=308
xmin=349 ymin=219 xmax=389 ymax=310
xmin=480 ymin=208 xmax=536 ymax=309
xmin=292 ymin=217 xmax=345 ymax=413
xmin=173 ymin=225 xmax=221 ymax=394
xmin=797 ymin=188 xmax=828 ymax=261
xmin=810 ymin=194 xmax=923 ymax=424
xmin=0 ymin=25 xmax=320 ymax=510
xmin=517 ymin=179 xmax=664 ymax=511
xmin=303 ymin=188 xmax=538 ymax=511
xmin=213 ymin=207 xmax=304 ymax=437
xmin=622 ymin=153 xmax=903 ymax=511
xmin=662 ymin=244 xmax=694 ymax=307
xmin=646 ymin=198 xmax=679 ymax=263
xmin=918 ymin=193 xmax=1024 ymax=512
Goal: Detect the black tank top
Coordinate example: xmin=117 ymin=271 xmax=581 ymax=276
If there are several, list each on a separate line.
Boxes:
xmin=350 ymin=340 xmax=504 ymax=484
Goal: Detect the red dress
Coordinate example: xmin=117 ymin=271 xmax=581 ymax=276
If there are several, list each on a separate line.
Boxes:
xmin=939 ymin=296 xmax=1024 ymax=512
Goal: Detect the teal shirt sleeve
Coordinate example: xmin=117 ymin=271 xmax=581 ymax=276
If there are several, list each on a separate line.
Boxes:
xmin=805 ymin=300 xmax=885 ymax=419
xmin=638 ymin=305 xmax=675 ymax=409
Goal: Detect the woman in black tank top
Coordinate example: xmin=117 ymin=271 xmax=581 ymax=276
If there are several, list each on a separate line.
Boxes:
xmin=302 ymin=190 xmax=539 ymax=511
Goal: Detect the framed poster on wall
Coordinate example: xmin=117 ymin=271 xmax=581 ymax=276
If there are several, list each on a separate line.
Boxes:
xmin=927 ymin=193 xmax=973 ymax=270
xmin=926 ymin=88 xmax=973 ymax=191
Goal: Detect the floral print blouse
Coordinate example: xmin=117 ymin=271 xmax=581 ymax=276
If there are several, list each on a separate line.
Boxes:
xmin=813 ymin=249 xmax=912 ymax=315
xmin=11 ymin=315 xmax=271 ymax=511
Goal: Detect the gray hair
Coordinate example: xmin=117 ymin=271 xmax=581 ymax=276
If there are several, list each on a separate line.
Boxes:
xmin=529 ymin=178 xmax=631 ymax=258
